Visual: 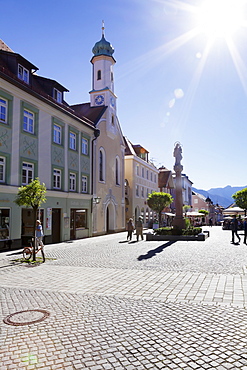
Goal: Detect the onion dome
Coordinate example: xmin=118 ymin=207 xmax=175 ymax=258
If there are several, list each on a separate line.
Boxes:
xmin=92 ymin=23 xmax=114 ymax=57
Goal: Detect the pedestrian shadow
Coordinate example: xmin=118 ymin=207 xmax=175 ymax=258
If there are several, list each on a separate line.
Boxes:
xmin=137 ymin=241 xmax=176 ymax=261
xmin=119 ymin=240 xmax=129 ymax=243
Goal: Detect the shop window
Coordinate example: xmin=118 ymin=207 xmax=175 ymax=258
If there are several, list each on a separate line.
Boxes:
xmin=75 ymin=209 xmax=87 ymax=228
xmin=0 ymin=209 xmax=10 ymax=239
xmin=70 ymin=209 xmax=87 ymax=235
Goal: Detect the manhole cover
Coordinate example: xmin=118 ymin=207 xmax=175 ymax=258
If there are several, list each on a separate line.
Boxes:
xmin=3 ymin=309 xmax=50 ymax=326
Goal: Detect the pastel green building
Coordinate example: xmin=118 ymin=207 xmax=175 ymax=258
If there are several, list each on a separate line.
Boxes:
xmin=0 ymin=40 xmax=96 ymax=247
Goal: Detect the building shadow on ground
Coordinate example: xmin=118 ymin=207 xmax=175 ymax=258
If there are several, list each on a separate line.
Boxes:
xmin=2 ymin=250 xmax=23 ymax=256
xmin=137 ymin=241 xmax=176 ymax=261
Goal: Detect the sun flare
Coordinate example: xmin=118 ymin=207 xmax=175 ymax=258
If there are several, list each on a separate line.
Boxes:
xmin=197 ymin=0 xmax=245 ymax=39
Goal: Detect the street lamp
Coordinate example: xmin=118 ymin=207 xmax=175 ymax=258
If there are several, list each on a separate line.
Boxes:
xmin=92 ymin=196 xmax=101 ymax=205
xmin=91 ymin=196 xmax=101 ymax=213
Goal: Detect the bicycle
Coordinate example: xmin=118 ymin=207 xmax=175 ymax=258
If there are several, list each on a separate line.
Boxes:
xmin=23 ymin=238 xmax=45 ymax=262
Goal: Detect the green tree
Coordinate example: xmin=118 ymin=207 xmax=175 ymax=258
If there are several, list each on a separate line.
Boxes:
xmin=199 ymin=209 xmax=209 ymax=224
xmin=14 ymin=178 xmax=47 ymax=261
xmin=183 ymin=205 xmax=191 ymax=214
xmin=232 ymin=187 xmax=247 ymax=213
xmin=147 ymin=192 xmax=173 ymax=226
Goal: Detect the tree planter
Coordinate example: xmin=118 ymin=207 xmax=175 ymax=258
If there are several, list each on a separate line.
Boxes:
xmin=146 ymin=231 xmax=209 ymax=242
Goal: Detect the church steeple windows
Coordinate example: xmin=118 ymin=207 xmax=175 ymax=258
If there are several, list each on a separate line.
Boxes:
xmin=97 ymin=70 xmax=101 ymax=80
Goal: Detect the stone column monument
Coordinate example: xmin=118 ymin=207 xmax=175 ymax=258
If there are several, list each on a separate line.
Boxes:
xmin=173 ymin=142 xmax=186 ymax=230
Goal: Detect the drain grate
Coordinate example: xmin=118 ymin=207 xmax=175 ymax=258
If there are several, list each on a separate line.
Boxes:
xmin=3 ymin=309 xmax=50 ymax=326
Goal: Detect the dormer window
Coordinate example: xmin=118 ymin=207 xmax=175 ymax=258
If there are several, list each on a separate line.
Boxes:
xmin=18 ymin=64 xmax=29 ymax=84
xmin=97 ymin=70 xmax=101 ymax=80
xmin=53 ymin=88 xmax=62 ymax=103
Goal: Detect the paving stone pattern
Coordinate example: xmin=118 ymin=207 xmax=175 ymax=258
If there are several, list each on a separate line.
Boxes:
xmin=0 ymin=226 xmax=247 ymax=369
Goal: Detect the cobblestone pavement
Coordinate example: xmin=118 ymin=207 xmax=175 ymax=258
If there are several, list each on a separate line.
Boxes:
xmin=0 ymin=226 xmax=247 ymax=369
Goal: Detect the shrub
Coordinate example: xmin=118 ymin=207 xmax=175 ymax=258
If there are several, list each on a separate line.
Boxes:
xmin=182 ymin=227 xmax=202 ymax=236
xmin=184 ymin=217 xmax=191 ymax=229
xmin=154 ymin=227 xmax=173 ymax=235
xmin=154 ymin=226 xmax=202 ymax=236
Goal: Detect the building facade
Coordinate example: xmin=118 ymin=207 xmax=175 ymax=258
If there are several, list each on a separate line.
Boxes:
xmin=0 ymin=40 xmax=96 ymax=247
xmin=124 ymin=137 xmax=159 ymax=227
xmin=72 ymin=29 xmax=126 ymax=236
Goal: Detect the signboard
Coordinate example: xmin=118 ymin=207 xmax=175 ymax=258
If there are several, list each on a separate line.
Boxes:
xmin=46 ymin=208 xmax=52 ymax=230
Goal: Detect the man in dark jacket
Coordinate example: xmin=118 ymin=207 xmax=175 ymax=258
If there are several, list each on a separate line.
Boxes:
xmin=231 ymin=215 xmax=240 ymax=244
xmin=243 ymin=217 xmax=247 ymax=244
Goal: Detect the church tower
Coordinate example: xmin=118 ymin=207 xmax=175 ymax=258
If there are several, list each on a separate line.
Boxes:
xmin=90 ymin=23 xmax=117 ymax=116
xmin=88 ymin=24 xmax=125 ymax=236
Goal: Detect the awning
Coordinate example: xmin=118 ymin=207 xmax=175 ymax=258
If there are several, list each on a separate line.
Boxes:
xmin=222 ymin=206 xmax=245 ymax=215
xmin=186 ymin=211 xmax=204 ymax=217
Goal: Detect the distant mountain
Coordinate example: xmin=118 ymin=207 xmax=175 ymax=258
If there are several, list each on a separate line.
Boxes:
xmin=192 ymin=185 xmax=247 ymax=208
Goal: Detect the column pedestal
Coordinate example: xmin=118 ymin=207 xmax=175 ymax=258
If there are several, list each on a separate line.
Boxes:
xmin=173 ymin=164 xmax=186 ymax=230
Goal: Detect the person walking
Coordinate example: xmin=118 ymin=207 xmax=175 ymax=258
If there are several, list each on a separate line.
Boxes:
xmin=126 ymin=218 xmax=134 ymax=241
xmin=231 ymin=215 xmax=241 ymax=244
xmin=243 ymin=216 xmax=247 ymax=244
xmin=136 ymin=216 xmax=144 ymax=242
xmin=36 ymin=220 xmax=44 ymax=249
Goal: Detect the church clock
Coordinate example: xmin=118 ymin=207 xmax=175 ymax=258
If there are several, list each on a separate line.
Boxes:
xmin=95 ymin=95 xmax=105 ymax=105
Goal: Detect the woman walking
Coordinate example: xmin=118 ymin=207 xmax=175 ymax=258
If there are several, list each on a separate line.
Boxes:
xmin=126 ymin=218 xmax=134 ymax=241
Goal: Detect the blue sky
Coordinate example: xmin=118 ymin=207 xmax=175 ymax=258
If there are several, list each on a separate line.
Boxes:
xmin=1 ymin=0 xmax=247 ymax=190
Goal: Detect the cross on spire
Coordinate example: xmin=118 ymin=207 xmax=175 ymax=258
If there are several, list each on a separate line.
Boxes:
xmin=102 ymin=20 xmax=105 ymax=37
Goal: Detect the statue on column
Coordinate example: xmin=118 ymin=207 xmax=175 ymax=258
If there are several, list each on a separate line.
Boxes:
xmin=173 ymin=142 xmax=185 ymax=229
xmin=173 ymin=142 xmax=182 ymax=166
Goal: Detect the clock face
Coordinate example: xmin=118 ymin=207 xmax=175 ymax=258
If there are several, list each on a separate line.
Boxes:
xmin=110 ymin=96 xmax=115 ymax=107
xmin=95 ymin=95 xmax=104 ymax=105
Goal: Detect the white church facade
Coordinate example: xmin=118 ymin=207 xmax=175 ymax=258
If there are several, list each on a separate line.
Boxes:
xmin=72 ymin=27 xmax=126 ymax=236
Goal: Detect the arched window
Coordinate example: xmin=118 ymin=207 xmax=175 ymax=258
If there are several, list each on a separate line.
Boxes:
xmin=97 ymin=70 xmax=101 ymax=80
xmin=99 ymin=148 xmax=105 ymax=182
xmin=115 ymin=156 xmax=120 ymax=185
